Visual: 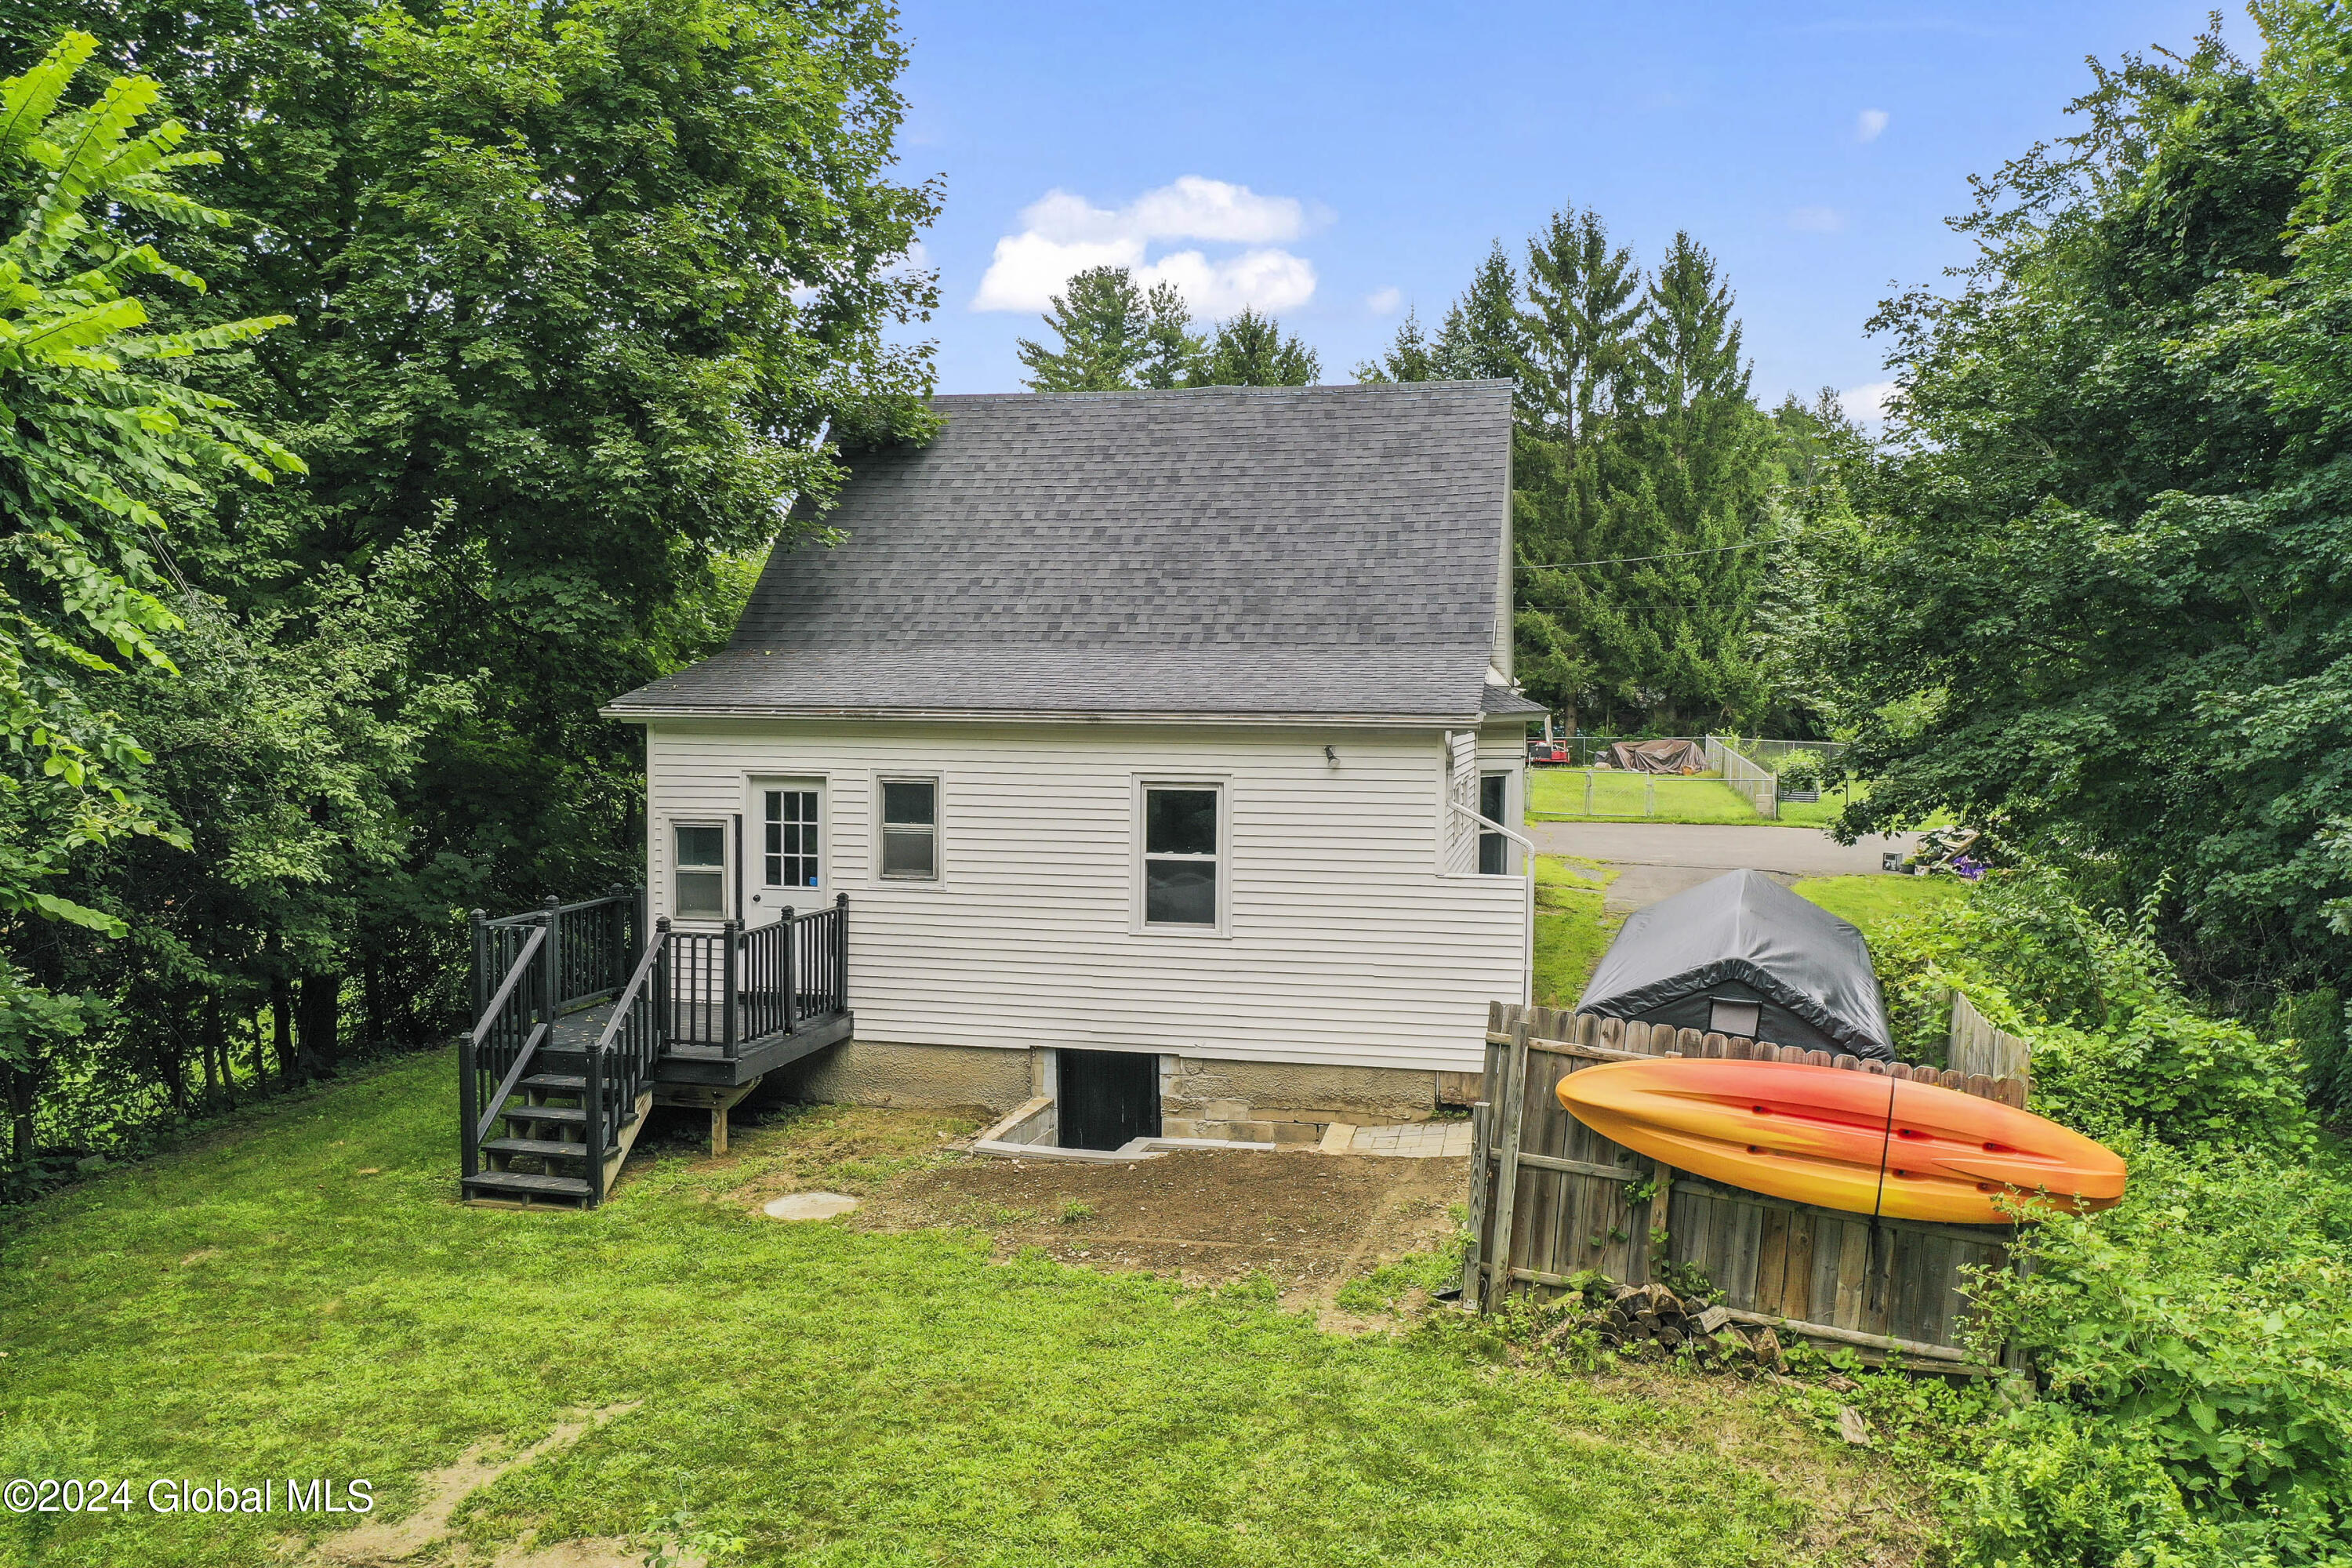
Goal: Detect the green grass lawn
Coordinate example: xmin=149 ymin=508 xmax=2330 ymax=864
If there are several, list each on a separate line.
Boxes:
xmin=1790 ymin=873 xmax=1970 ymax=938
xmin=0 ymin=1054 xmax=1916 ymax=1567
xmin=1526 ymin=768 xmax=1767 ymax=825
xmin=1770 ymin=781 xmax=1864 ymax=829
xmin=1533 ymin=855 xmax=1620 ymax=1007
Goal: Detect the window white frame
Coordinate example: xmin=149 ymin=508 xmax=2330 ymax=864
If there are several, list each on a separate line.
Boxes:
xmin=1478 ymin=771 xmax=1512 ymax=876
xmin=750 ymin=778 xmax=826 ymax=901
xmin=1134 ymin=777 xmax=1229 ymax=936
xmin=874 ymin=775 xmax=942 ymax=882
xmin=670 ymin=818 xmax=730 ymax=924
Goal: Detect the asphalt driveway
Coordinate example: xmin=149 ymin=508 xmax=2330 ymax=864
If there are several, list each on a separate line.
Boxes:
xmin=1526 ymin=821 xmax=1920 ymax=913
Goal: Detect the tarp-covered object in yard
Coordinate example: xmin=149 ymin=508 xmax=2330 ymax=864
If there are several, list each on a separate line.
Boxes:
xmin=1605 ymin=739 xmax=1707 ymax=774
xmin=1576 ymin=869 xmax=1893 ymax=1059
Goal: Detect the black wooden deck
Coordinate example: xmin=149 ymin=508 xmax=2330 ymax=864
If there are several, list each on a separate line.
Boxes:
xmin=548 ymin=1001 xmax=854 ymax=1087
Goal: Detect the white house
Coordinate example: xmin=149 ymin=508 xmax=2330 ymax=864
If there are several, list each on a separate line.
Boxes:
xmin=604 ymin=380 xmax=1543 ymax=1148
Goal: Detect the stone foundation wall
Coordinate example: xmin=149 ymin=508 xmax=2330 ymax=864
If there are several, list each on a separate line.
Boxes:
xmin=1158 ymin=1055 xmax=1440 ymax=1143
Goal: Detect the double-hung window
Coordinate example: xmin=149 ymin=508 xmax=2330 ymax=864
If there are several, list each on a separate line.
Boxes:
xmin=878 ymin=778 xmax=938 ymax=880
xmin=762 ymin=787 xmax=820 ymax=890
xmin=673 ymin=822 xmax=728 ymax=919
xmin=1142 ymin=785 xmax=1220 ymax=928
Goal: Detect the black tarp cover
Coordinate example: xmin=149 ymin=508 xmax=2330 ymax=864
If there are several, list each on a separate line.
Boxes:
xmin=1576 ymin=869 xmax=1894 ymax=1059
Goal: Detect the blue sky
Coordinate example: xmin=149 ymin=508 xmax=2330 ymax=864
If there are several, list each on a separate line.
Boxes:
xmin=891 ymin=2 xmax=2256 ymax=414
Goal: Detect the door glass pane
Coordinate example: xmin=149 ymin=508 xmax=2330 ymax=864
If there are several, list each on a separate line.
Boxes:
xmin=1145 ymin=789 xmax=1217 ymax=855
xmin=764 ymin=789 xmax=819 ymax=887
xmin=881 ymin=779 xmax=935 ymax=826
xmin=1480 ymin=774 xmax=1507 ymax=821
xmin=1145 ymin=860 xmax=1216 ymax=925
xmin=881 ymin=826 xmax=936 ymax=879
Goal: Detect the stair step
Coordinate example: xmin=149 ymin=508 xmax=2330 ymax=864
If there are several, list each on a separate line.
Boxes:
xmin=481 ymin=1136 xmax=604 ymax=1160
xmin=520 ymin=1073 xmax=587 ymax=1094
xmin=501 ymin=1103 xmax=586 ymax=1127
xmin=463 ymin=1171 xmax=592 ymax=1200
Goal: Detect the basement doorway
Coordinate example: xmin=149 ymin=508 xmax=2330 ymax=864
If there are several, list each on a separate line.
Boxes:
xmin=1058 ymin=1049 xmax=1162 ymax=1151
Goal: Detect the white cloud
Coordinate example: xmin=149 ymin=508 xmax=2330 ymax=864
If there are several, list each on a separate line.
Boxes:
xmin=1857 ymin=107 xmax=1889 ymax=143
xmin=972 ymin=176 xmax=1321 ymax=318
xmin=1842 ymin=380 xmax=1900 ymax=422
xmin=1366 ymin=286 xmax=1403 ymax=315
xmin=1789 ymin=205 xmax=1846 ymax=233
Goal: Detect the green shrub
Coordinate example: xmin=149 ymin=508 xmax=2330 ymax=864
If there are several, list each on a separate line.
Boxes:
xmin=1952 ymin=1403 xmax=2231 ymax=1568
xmin=2268 ymin=989 xmax=2351 ymax=1125
xmin=1966 ymin=1137 xmax=2352 ymax=1565
xmin=1866 ymin=872 xmax=2314 ymax=1151
xmin=1775 ymin=750 xmax=1826 ymax=791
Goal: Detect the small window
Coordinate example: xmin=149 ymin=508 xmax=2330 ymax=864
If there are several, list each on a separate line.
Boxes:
xmin=879 ymin=778 xmax=938 ymax=880
xmin=1143 ymin=786 xmax=1219 ymax=927
xmin=1708 ymin=999 xmax=1762 ymax=1038
xmin=1479 ymin=772 xmax=1509 ymax=875
xmin=763 ymin=789 xmax=819 ymax=888
xmin=673 ymin=822 xmax=727 ymax=918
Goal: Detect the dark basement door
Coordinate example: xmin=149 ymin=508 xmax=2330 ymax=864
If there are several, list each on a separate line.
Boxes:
xmin=1058 ymin=1048 xmax=1162 ymax=1151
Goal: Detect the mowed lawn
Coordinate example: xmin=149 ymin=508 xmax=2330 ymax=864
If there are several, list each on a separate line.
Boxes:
xmin=0 ymin=1053 xmax=1892 ymax=1568
xmin=1526 ymin=768 xmax=1764 ymax=825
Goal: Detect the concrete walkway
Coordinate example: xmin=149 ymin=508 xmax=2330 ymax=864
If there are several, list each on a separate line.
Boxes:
xmin=1526 ymin=820 xmax=1919 ymax=913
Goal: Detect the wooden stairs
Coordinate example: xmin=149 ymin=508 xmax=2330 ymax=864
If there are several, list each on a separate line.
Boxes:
xmin=463 ymin=1047 xmax=655 ymax=1209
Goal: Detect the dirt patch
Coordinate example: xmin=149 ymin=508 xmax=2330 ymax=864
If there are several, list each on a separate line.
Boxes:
xmin=302 ymin=1404 xmax=662 ymax=1568
xmin=855 ymin=1148 xmax=1465 ymax=1308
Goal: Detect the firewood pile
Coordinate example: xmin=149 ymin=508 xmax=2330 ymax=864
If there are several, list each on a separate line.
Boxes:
xmin=1537 ymin=1281 xmax=1786 ymax=1369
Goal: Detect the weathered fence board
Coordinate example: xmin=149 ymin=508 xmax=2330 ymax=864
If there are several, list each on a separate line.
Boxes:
xmin=1468 ymin=1001 xmax=2023 ymax=1363
xmin=1949 ymin=991 xmax=2033 ymax=1087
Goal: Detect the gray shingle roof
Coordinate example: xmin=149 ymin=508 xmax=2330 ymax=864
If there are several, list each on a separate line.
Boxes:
xmin=608 ymin=381 xmax=1519 ymax=722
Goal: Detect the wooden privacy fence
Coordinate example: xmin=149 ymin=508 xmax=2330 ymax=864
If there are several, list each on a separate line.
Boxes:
xmin=1464 ymin=1002 xmax=2034 ymax=1366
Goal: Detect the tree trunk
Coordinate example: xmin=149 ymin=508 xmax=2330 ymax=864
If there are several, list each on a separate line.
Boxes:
xmin=204 ymin=993 xmax=233 ymax=1109
xmin=5 ymin=1062 xmax=34 ymax=1172
xmin=361 ymin=953 xmax=385 ymax=1055
xmin=249 ymin=1009 xmax=270 ymax=1097
xmin=297 ymin=973 xmax=341 ymax=1076
xmin=270 ymin=978 xmax=296 ymax=1083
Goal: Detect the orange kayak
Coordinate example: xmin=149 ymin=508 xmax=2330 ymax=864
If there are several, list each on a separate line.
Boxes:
xmin=1556 ymin=1058 xmax=2126 ymax=1225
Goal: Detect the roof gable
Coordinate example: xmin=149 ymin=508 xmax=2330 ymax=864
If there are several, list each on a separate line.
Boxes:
xmin=612 ymin=380 xmax=1517 ymax=720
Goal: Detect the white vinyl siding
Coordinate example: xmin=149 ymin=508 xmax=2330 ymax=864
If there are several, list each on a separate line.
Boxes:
xmin=643 ymin=720 xmax=1526 ymax=1073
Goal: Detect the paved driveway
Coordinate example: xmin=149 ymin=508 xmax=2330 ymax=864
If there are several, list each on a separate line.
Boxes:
xmin=1526 ymin=821 xmax=1919 ymax=913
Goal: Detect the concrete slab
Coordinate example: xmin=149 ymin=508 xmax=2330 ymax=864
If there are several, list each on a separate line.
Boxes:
xmin=762 ymin=1192 xmax=860 ymax=1221
xmin=1527 ymin=822 xmax=1919 ymax=913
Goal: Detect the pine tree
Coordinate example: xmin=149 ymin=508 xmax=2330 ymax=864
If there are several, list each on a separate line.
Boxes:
xmin=1517 ymin=205 xmax=1642 ymax=449
xmin=1194 ymin=307 xmax=1319 ymax=386
xmin=1138 ymin=281 xmax=1203 ymax=389
xmin=1015 ymin=266 xmax=1150 ymax=390
xmin=1352 ymin=308 xmax=1439 ymax=383
xmin=1634 ymin=233 xmax=1750 ymax=412
xmin=1432 ymin=241 xmax=1527 ymax=383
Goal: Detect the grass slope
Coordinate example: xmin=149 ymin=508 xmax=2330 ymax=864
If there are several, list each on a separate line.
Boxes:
xmin=1532 ymin=855 xmax=1620 ymax=1007
xmin=1790 ymin=874 xmax=1969 ymax=939
xmin=1 ymin=1054 xmax=1882 ymax=1567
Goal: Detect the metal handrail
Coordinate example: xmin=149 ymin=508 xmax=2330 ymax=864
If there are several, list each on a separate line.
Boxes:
xmin=593 ymin=934 xmax=669 ymax=1053
xmin=1449 ymin=799 xmax=1537 ymax=1009
xmin=470 ymin=924 xmax=546 ymax=1047
xmin=482 ymin=891 xmax=630 ymax=927
xmin=474 ymin=1018 xmax=550 ymax=1146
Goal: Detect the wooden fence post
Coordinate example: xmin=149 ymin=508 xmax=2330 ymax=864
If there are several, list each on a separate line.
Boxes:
xmin=1483 ymin=1011 xmax=1533 ymax=1312
xmin=1460 ymin=1099 xmax=1492 ymax=1301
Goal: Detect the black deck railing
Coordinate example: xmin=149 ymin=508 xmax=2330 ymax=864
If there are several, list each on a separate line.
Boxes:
xmin=462 ymin=890 xmax=850 ymax=1196
xmin=662 ymin=895 xmax=849 ymax=1057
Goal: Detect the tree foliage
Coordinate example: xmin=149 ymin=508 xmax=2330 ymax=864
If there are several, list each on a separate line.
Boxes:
xmin=0 ymin=0 xmax=938 ymax=1181
xmin=1016 ymin=270 xmax=1313 ymax=390
xmin=1824 ymin=7 xmax=2352 ymax=997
